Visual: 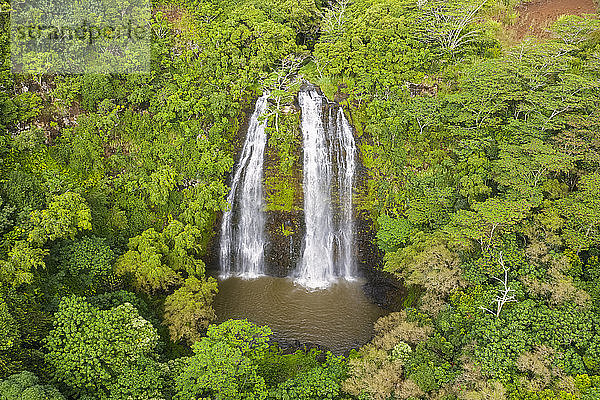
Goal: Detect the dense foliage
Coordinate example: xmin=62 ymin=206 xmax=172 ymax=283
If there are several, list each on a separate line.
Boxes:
xmin=1 ymin=0 xmax=599 ymax=398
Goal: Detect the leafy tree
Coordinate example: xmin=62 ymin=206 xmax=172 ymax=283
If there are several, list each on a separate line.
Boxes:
xmin=174 ymin=320 xmax=272 ymax=400
xmin=115 ymin=219 xmax=205 ymax=293
xmin=45 ymin=296 xmax=159 ymax=396
xmin=420 ymin=0 xmax=490 ymax=56
xmin=80 ymin=75 xmax=118 ymax=112
xmin=0 ymin=192 xmax=92 ymax=287
xmin=556 ymin=173 xmax=600 ymax=253
xmin=163 ymin=276 xmax=218 ymax=343
xmin=0 ymin=371 xmax=65 ymax=400
xmin=494 ymin=139 xmax=575 ymax=203
xmin=0 ymin=242 xmax=46 ymax=286
xmin=343 ymin=311 xmax=432 ymax=400
xmin=105 ymin=357 xmax=169 ymax=400
xmin=28 ymin=192 xmax=92 ymax=246
xmin=269 ymin=354 xmax=347 ymax=400
xmin=376 ymin=215 xmax=414 ymax=253
xmin=385 ymin=238 xmax=463 ymax=315
xmin=58 ymin=236 xmax=115 ymax=290
xmin=446 ymin=197 xmax=530 ymax=251
xmin=0 ymin=289 xmax=51 ymax=378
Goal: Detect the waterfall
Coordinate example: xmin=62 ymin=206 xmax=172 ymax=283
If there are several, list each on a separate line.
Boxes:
xmin=295 ymin=90 xmax=336 ymax=288
xmin=220 ymin=93 xmax=269 ymax=278
xmin=334 ymin=107 xmax=357 ymax=279
xmin=295 ymin=89 xmax=357 ymax=289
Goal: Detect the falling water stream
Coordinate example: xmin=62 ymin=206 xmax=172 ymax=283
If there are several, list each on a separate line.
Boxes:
xmin=334 ymin=107 xmax=357 ymax=278
xmin=295 ymin=90 xmax=336 ymax=288
xmin=295 ymin=89 xmax=357 ymax=288
xmin=219 ymin=93 xmax=269 ymax=278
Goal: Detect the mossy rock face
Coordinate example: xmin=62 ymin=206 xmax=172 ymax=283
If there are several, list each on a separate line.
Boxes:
xmin=262 ymin=100 xmax=303 ymax=276
xmin=264 ymin=102 xmax=303 ymax=213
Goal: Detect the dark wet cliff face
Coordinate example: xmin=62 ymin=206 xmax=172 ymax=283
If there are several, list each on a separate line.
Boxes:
xmin=264 ymin=210 xmax=304 ymax=276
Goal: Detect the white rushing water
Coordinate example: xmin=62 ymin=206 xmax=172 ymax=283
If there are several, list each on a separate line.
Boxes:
xmin=296 ymin=90 xmax=336 ymax=288
xmin=219 ymin=93 xmax=269 ymax=278
xmin=334 ymin=107 xmax=357 ymax=278
xmin=295 ymin=90 xmax=357 ymax=289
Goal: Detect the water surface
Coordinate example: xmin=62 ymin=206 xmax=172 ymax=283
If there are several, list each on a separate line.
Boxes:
xmin=213 ymin=276 xmax=386 ymax=354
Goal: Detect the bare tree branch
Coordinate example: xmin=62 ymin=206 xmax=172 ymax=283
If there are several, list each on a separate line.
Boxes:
xmin=480 ymin=252 xmax=517 ymax=318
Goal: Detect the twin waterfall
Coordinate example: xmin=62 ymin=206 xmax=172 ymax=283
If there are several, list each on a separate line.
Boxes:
xmin=219 ymin=89 xmax=357 ymax=289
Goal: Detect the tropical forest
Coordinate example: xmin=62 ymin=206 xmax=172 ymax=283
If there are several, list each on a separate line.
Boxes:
xmin=1 ymin=0 xmax=600 ymax=399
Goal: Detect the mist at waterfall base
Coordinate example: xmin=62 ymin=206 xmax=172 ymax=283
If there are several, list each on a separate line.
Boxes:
xmin=215 ymin=88 xmax=385 ymax=353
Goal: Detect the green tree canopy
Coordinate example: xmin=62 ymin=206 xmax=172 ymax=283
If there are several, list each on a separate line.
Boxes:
xmin=45 ymin=296 xmax=159 ymax=396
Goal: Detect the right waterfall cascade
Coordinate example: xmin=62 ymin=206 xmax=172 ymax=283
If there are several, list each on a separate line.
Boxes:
xmin=294 ymin=89 xmax=358 ymax=289
xmin=220 ymin=88 xmax=358 ymax=289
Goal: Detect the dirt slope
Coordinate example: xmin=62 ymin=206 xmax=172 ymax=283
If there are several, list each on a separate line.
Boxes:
xmin=511 ymin=0 xmax=597 ymax=40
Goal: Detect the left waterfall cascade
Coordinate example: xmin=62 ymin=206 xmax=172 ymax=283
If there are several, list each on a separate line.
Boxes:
xmin=219 ymin=93 xmax=270 ymax=278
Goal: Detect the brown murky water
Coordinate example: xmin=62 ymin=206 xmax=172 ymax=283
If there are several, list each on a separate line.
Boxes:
xmin=213 ymin=276 xmax=386 ymax=354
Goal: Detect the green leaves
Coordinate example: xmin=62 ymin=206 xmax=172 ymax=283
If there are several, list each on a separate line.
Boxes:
xmin=494 ymin=139 xmax=575 ymax=203
xmin=0 ymin=187 xmax=92 ymax=287
xmin=116 ymin=227 xmax=181 ymax=292
xmin=0 ymin=299 xmax=19 ymax=354
xmin=115 ymin=219 xmax=207 ymax=293
xmin=420 ymin=0 xmax=491 ymax=56
xmin=164 ymin=276 xmax=218 ymax=343
xmin=178 ymin=340 xmax=267 ymax=400
xmin=204 ymin=319 xmax=272 ymax=360
xmin=115 ymin=219 xmax=218 ymax=342
xmin=376 ymin=214 xmax=414 ymax=253
xmin=28 ymin=192 xmax=92 ymax=246
xmin=105 ymin=357 xmax=169 ymax=400
xmin=45 ymin=296 xmax=159 ymax=395
xmin=446 ymin=197 xmax=530 ymax=251
xmin=0 ymin=371 xmax=65 ymax=400
xmin=144 ymin=166 xmax=179 ymax=207
xmin=57 ymin=235 xmax=115 ymax=292
xmin=314 ymin=0 xmax=433 ymax=96
xmin=269 ymin=353 xmax=347 ymax=400
xmin=175 ymin=320 xmax=272 ymax=400
xmin=173 ymin=320 xmax=348 ymax=400
xmin=0 ymin=242 xmax=46 ymax=286
xmin=555 ymin=173 xmax=600 ymax=253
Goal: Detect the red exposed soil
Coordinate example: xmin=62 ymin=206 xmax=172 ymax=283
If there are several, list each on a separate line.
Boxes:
xmin=512 ymin=0 xmax=598 ymax=40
